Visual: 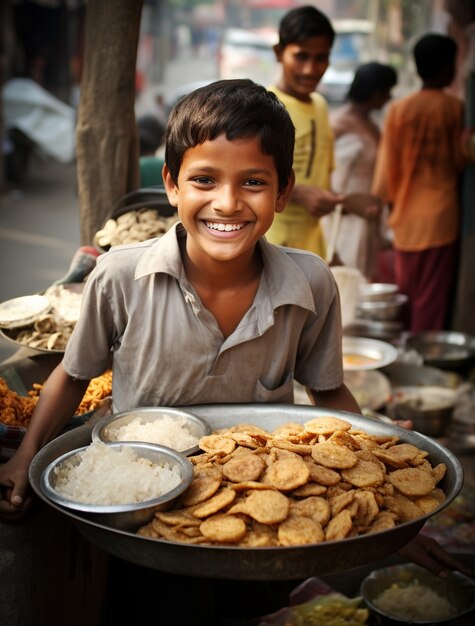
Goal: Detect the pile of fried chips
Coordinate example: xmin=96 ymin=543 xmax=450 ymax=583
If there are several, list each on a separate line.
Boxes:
xmin=137 ymin=416 xmax=447 ymax=547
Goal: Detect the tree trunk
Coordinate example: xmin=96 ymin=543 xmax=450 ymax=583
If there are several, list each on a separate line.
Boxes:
xmin=76 ymin=0 xmax=143 ymax=245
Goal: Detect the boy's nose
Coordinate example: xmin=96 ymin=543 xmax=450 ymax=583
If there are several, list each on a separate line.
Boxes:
xmin=212 ymin=186 xmax=240 ymax=214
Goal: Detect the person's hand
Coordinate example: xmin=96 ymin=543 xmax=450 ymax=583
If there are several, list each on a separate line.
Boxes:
xmin=0 ymin=454 xmax=33 ymax=522
xmin=398 ymin=533 xmax=473 ymax=578
xmin=343 ymin=193 xmax=382 ymax=219
xmin=293 ymin=185 xmax=345 ymax=218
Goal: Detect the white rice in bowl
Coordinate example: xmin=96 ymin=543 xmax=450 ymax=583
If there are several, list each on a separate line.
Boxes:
xmin=105 ymin=415 xmax=199 ymax=451
xmin=372 ymin=580 xmax=455 ymax=622
xmin=52 ymin=442 xmax=182 ymax=505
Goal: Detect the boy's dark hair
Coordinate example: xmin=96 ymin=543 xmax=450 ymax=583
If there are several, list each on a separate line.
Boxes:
xmin=413 ymin=34 xmax=457 ymax=82
xmin=165 ymin=79 xmax=295 ymax=191
xmin=277 ymin=5 xmax=335 ymax=48
xmin=347 ymin=62 xmax=397 ymax=103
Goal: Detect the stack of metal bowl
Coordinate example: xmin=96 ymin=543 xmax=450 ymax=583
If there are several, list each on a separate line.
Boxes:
xmin=356 ymin=283 xmax=408 ymax=322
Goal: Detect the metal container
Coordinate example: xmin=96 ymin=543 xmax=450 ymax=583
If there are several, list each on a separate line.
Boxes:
xmin=92 ymin=406 xmax=211 ymax=456
xmin=30 ymin=404 xmax=463 ymax=581
xmin=40 ymin=441 xmax=193 ymax=532
xmin=404 ymin=331 xmax=475 ymax=371
xmin=342 ymin=336 xmax=398 ymax=371
xmin=390 ymin=386 xmax=456 ymax=437
xmin=358 ymin=283 xmax=399 ymax=301
xmin=356 ymin=293 xmax=408 ymax=322
xmin=343 ymin=369 xmax=391 ymax=410
xmin=343 ymin=319 xmax=403 ymax=342
xmin=361 ymin=563 xmax=475 ymax=624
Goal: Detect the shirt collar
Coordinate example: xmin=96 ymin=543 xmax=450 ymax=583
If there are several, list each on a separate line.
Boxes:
xmin=135 ymin=221 xmax=316 ymax=314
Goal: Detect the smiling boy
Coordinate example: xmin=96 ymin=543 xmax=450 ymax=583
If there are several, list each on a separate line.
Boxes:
xmin=266 ymin=6 xmax=380 ymax=259
xmin=0 ymin=79 xmax=359 ymax=518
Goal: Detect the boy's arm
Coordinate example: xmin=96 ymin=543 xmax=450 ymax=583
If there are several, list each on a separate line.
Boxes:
xmin=306 ymin=383 xmax=361 ymax=414
xmin=0 ymin=363 xmax=90 ymax=519
xmin=292 ymin=184 xmax=345 ymax=218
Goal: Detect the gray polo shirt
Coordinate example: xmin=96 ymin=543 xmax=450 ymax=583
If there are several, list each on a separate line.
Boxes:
xmin=63 ymin=223 xmax=343 ymax=410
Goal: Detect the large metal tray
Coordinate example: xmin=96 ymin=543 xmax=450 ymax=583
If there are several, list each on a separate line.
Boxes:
xmin=29 ymin=404 xmax=464 ymax=581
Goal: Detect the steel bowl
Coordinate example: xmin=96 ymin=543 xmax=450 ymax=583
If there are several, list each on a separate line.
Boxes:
xmin=358 ymin=282 xmax=399 ymax=301
xmin=91 ymin=407 xmax=211 ymax=456
xmin=342 ymin=336 xmax=398 ymax=371
xmin=390 ymin=386 xmax=456 ymax=437
xmin=356 ymin=294 xmax=408 ymax=322
xmin=404 ymin=331 xmax=475 ymax=370
xmin=40 ymin=441 xmax=193 ymax=532
xmin=343 ymin=369 xmax=391 ymax=410
xmin=361 ymin=563 xmax=475 ymax=624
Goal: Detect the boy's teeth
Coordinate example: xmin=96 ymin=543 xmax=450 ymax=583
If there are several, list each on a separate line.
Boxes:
xmin=205 ymin=222 xmax=244 ymax=232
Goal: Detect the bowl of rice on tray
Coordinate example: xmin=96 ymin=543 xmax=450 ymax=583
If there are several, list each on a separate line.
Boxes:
xmin=40 ymin=441 xmax=193 ymax=531
xmin=91 ymin=407 xmax=211 ymax=457
xmin=361 ymin=562 xmax=475 ymax=623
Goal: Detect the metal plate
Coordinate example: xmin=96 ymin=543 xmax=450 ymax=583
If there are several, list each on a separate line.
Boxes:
xmin=0 ymin=294 xmax=50 ymax=329
xmin=343 ymin=336 xmax=398 ymax=371
xmin=29 ymin=404 xmax=464 ymax=581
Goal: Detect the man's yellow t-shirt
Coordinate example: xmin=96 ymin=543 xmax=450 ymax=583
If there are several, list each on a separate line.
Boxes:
xmin=267 ymin=86 xmax=334 ymax=257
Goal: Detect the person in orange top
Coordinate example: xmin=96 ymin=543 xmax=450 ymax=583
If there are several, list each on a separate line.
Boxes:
xmin=372 ymin=33 xmax=466 ymax=332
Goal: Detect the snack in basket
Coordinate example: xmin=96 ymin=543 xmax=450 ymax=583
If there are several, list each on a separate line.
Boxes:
xmin=137 ymin=415 xmax=446 ymax=547
xmin=2 ymin=284 xmax=84 ymax=351
xmin=0 ymin=370 xmax=113 ymax=428
xmin=95 ymin=210 xmax=179 ymax=249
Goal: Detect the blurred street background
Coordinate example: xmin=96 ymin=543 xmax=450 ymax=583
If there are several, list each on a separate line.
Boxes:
xmin=0 ymin=0 xmax=473 ymax=361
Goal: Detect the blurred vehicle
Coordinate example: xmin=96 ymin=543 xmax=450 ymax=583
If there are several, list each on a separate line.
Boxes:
xmin=319 ymin=19 xmax=376 ymax=103
xmin=218 ymin=27 xmax=279 ymax=87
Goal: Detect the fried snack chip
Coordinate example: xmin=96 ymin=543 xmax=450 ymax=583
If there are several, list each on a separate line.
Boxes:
xmin=199 ymin=514 xmax=247 ymax=543
xmin=242 ymin=489 xmax=290 ymax=524
xmin=278 ymin=516 xmax=324 ymax=546
xmin=199 ymin=435 xmax=236 ymax=455
xmin=265 ymin=457 xmax=310 ymax=491
xmin=311 ymin=442 xmax=358 ymax=469
xmin=291 ymin=496 xmax=331 ymax=526
xmin=341 ymin=459 xmax=385 ymax=488
xmin=221 ymin=452 xmax=266 ymax=483
xmin=325 ymin=509 xmax=353 ymax=541
xmin=304 ymin=416 xmax=352 ymax=435
xmin=137 ymin=415 xmax=448 ymax=548
xmin=180 ymin=472 xmax=222 ymax=506
xmin=192 ymin=488 xmax=236 ymax=518
xmin=388 ymin=468 xmax=436 ymax=497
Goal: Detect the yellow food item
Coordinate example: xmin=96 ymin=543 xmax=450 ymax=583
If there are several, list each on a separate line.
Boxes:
xmin=136 ymin=418 xmax=446 ymax=547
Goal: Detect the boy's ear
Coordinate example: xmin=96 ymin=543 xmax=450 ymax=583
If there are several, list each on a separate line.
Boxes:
xmin=273 ymin=43 xmax=283 ymax=62
xmin=162 ymin=164 xmax=179 ymax=207
xmin=275 ymin=170 xmax=295 ymax=214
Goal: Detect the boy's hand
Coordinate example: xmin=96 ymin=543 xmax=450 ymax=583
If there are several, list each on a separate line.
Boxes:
xmin=293 ymin=185 xmax=345 ymax=218
xmin=398 ymin=533 xmax=473 ymax=578
xmin=0 ymin=454 xmax=33 ymax=522
xmin=343 ymin=193 xmax=382 ymax=219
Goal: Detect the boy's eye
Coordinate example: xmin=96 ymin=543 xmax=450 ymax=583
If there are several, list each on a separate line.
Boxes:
xmin=244 ymin=179 xmax=264 ymax=187
xmin=193 ymin=176 xmax=213 ymax=184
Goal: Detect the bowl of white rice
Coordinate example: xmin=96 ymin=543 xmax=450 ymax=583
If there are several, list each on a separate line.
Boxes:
xmin=41 ymin=441 xmax=193 ymax=531
xmin=361 ymin=563 xmax=475 ymax=623
xmin=91 ymin=407 xmax=211 ymax=456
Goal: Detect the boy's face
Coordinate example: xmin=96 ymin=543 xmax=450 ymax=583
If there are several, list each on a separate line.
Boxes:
xmin=274 ymin=35 xmax=332 ymax=102
xmin=163 ymin=134 xmax=294 ymax=266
